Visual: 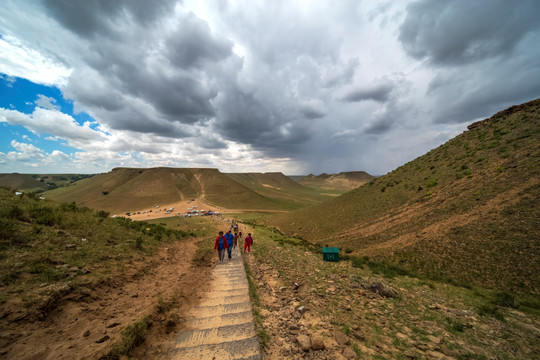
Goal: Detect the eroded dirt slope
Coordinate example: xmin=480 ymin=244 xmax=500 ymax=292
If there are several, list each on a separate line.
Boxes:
xmin=0 ymin=239 xmax=212 ymax=360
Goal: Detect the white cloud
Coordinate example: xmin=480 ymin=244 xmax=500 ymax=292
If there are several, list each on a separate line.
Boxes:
xmin=0 ymin=107 xmax=108 ymax=143
xmin=0 ymin=35 xmax=72 ymax=86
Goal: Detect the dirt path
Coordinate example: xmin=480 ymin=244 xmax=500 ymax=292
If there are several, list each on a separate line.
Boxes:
xmin=169 ymin=246 xmax=263 ymax=359
xmin=0 ymin=239 xmax=212 ymax=360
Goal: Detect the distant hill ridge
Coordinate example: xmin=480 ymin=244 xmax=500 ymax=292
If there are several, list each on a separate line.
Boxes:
xmin=298 ymin=171 xmax=375 ymax=191
xmin=271 ymin=98 xmax=540 ymax=295
xmin=44 ymin=167 xmax=333 ymax=213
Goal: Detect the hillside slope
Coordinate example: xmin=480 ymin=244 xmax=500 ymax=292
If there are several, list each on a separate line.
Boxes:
xmin=0 ymin=173 xmax=92 ymax=193
xmin=298 ymin=171 xmax=375 ymax=191
xmin=225 ymin=172 xmax=333 ymax=209
xmin=45 ymin=167 xmax=282 ymax=213
xmin=271 ymin=99 xmax=540 ymax=295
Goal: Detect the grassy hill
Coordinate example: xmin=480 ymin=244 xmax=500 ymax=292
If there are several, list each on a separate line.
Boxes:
xmin=298 ymin=171 xmax=375 ymax=192
xmin=270 ymin=99 xmax=540 ymax=295
xmin=0 ymin=186 xmax=191 ymax=312
xmin=0 ymin=173 xmax=92 ymax=193
xmin=44 ymin=167 xmax=289 ymax=213
xmin=225 ymin=172 xmax=334 ymax=210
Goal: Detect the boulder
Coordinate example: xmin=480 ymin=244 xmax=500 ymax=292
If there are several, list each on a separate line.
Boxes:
xmin=334 ymin=331 xmax=350 ymax=346
xmin=296 ymin=334 xmax=311 ymax=352
xmin=311 ymin=337 xmax=325 ymax=350
xmin=343 ymin=346 xmax=357 ymax=359
xmin=364 ymin=281 xmax=398 ymax=298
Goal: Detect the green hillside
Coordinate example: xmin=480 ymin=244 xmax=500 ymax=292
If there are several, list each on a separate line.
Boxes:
xmin=45 ymin=167 xmax=284 ymax=213
xmin=270 ymin=99 xmax=540 ymax=295
xmin=0 ymin=173 xmax=92 ymax=193
xmin=298 ymin=171 xmax=375 ymax=192
xmin=0 ymin=187 xmax=190 ymax=312
xmin=225 ymin=172 xmax=333 ymax=210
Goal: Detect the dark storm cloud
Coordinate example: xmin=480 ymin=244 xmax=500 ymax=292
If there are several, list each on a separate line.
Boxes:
xmin=106 ymin=108 xmax=191 ymax=138
xmin=165 ymin=13 xmax=233 ymax=69
xmin=364 ymin=116 xmax=395 ymax=135
xmin=47 ymin=4 xmax=237 ymax=136
xmin=299 ymin=102 xmax=325 ymax=119
xmin=214 ymin=86 xmax=313 ymax=154
xmin=322 ymin=58 xmax=359 ymax=88
xmin=341 ymin=82 xmax=393 ymax=103
xmin=197 ymin=135 xmax=228 ymax=150
xmin=428 ymin=53 xmax=540 ymax=125
xmin=42 ymin=0 xmax=176 ymax=38
xmin=399 ymin=0 xmax=540 ymax=66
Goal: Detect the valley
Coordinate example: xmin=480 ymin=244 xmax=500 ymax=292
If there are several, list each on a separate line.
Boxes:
xmin=0 ymin=99 xmax=539 ymax=359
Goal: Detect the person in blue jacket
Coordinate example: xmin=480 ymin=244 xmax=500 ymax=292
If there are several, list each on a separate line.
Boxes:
xmin=225 ymin=230 xmax=235 ymax=259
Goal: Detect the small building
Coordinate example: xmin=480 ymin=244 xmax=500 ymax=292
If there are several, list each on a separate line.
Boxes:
xmin=322 ymin=247 xmax=339 ymax=262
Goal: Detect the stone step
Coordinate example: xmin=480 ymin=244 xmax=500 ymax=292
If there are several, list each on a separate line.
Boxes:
xmin=184 ymin=310 xmax=254 ymax=330
xmin=174 ymin=322 xmax=257 ymax=347
xmin=170 ymin=335 xmax=262 ymax=360
xmin=198 ymin=294 xmax=251 ymax=307
xmin=204 ymin=288 xmax=249 ymax=298
xmin=170 ymin=244 xmax=262 ymax=359
xmin=187 ymin=301 xmax=253 ymax=318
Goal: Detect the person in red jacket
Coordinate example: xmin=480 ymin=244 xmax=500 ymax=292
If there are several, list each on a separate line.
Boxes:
xmin=244 ymin=233 xmax=253 ymax=253
xmin=214 ymin=231 xmax=228 ymax=263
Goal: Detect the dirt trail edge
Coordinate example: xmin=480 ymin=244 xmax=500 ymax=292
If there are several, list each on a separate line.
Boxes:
xmin=170 ymin=246 xmax=263 ymax=360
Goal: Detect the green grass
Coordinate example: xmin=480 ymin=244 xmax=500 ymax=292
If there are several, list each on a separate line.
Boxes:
xmin=0 ymin=187 xmax=192 ymax=313
xmin=243 ymin=258 xmax=270 ymax=348
xmin=0 ymin=173 xmax=93 ymax=193
xmin=105 ymin=316 xmax=151 ymax=359
xmin=244 ymin=219 xmax=540 ymax=359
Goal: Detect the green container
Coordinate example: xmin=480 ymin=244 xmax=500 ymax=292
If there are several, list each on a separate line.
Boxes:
xmin=322 ymin=247 xmax=339 ymax=262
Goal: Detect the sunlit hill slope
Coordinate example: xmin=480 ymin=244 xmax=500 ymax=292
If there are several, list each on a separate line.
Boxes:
xmin=225 ymin=172 xmax=335 ymax=210
xmin=271 ymin=99 xmax=540 ymax=295
xmin=44 ymin=168 xmax=333 ymax=213
xmin=298 ymin=171 xmax=375 ymax=192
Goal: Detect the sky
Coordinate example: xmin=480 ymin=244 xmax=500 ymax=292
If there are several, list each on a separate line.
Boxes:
xmin=0 ymin=0 xmax=539 ymax=176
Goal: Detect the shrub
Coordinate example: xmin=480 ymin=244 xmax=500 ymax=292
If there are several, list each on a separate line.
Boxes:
xmin=494 ymin=292 xmax=519 ymax=309
xmin=135 ymin=237 xmax=144 ymax=249
xmin=108 ymin=317 xmax=151 ymax=357
xmin=29 ymin=204 xmax=58 ymax=226
xmin=0 ymin=218 xmax=24 ymax=246
xmin=97 ymin=210 xmax=109 ymax=218
xmin=478 ymin=304 xmax=505 ymax=321
xmin=351 ymin=256 xmax=365 ymax=268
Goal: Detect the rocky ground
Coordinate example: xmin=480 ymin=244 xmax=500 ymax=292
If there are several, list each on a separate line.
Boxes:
xmin=243 ymin=226 xmax=540 ymax=359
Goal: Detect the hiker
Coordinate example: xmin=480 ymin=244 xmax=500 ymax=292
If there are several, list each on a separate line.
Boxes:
xmin=244 ymin=233 xmax=253 ymax=253
xmin=225 ymin=230 xmax=235 ymax=259
xmin=238 ymin=232 xmax=243 ymax=251
xmin=214 ymin=231 xmax=228 ymax=263
xmin=234 ymin=232 xmax=239 ymax=248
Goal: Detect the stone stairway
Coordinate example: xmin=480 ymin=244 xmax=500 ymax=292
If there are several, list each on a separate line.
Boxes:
xmin=170 ymin=246 xmax=263 ymax=359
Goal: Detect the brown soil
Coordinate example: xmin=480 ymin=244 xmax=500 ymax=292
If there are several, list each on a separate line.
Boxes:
xmin=0 ymin=238 xmax=213 ymax=360
xmin=125 ymin=198 xmax=286 ymax=222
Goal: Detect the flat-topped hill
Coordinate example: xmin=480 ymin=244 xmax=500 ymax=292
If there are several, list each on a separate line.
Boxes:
xmin=43 ymin=167 xmax=333 ymax=214
xmin=44 ymin=167 xmax=281 ymax=213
